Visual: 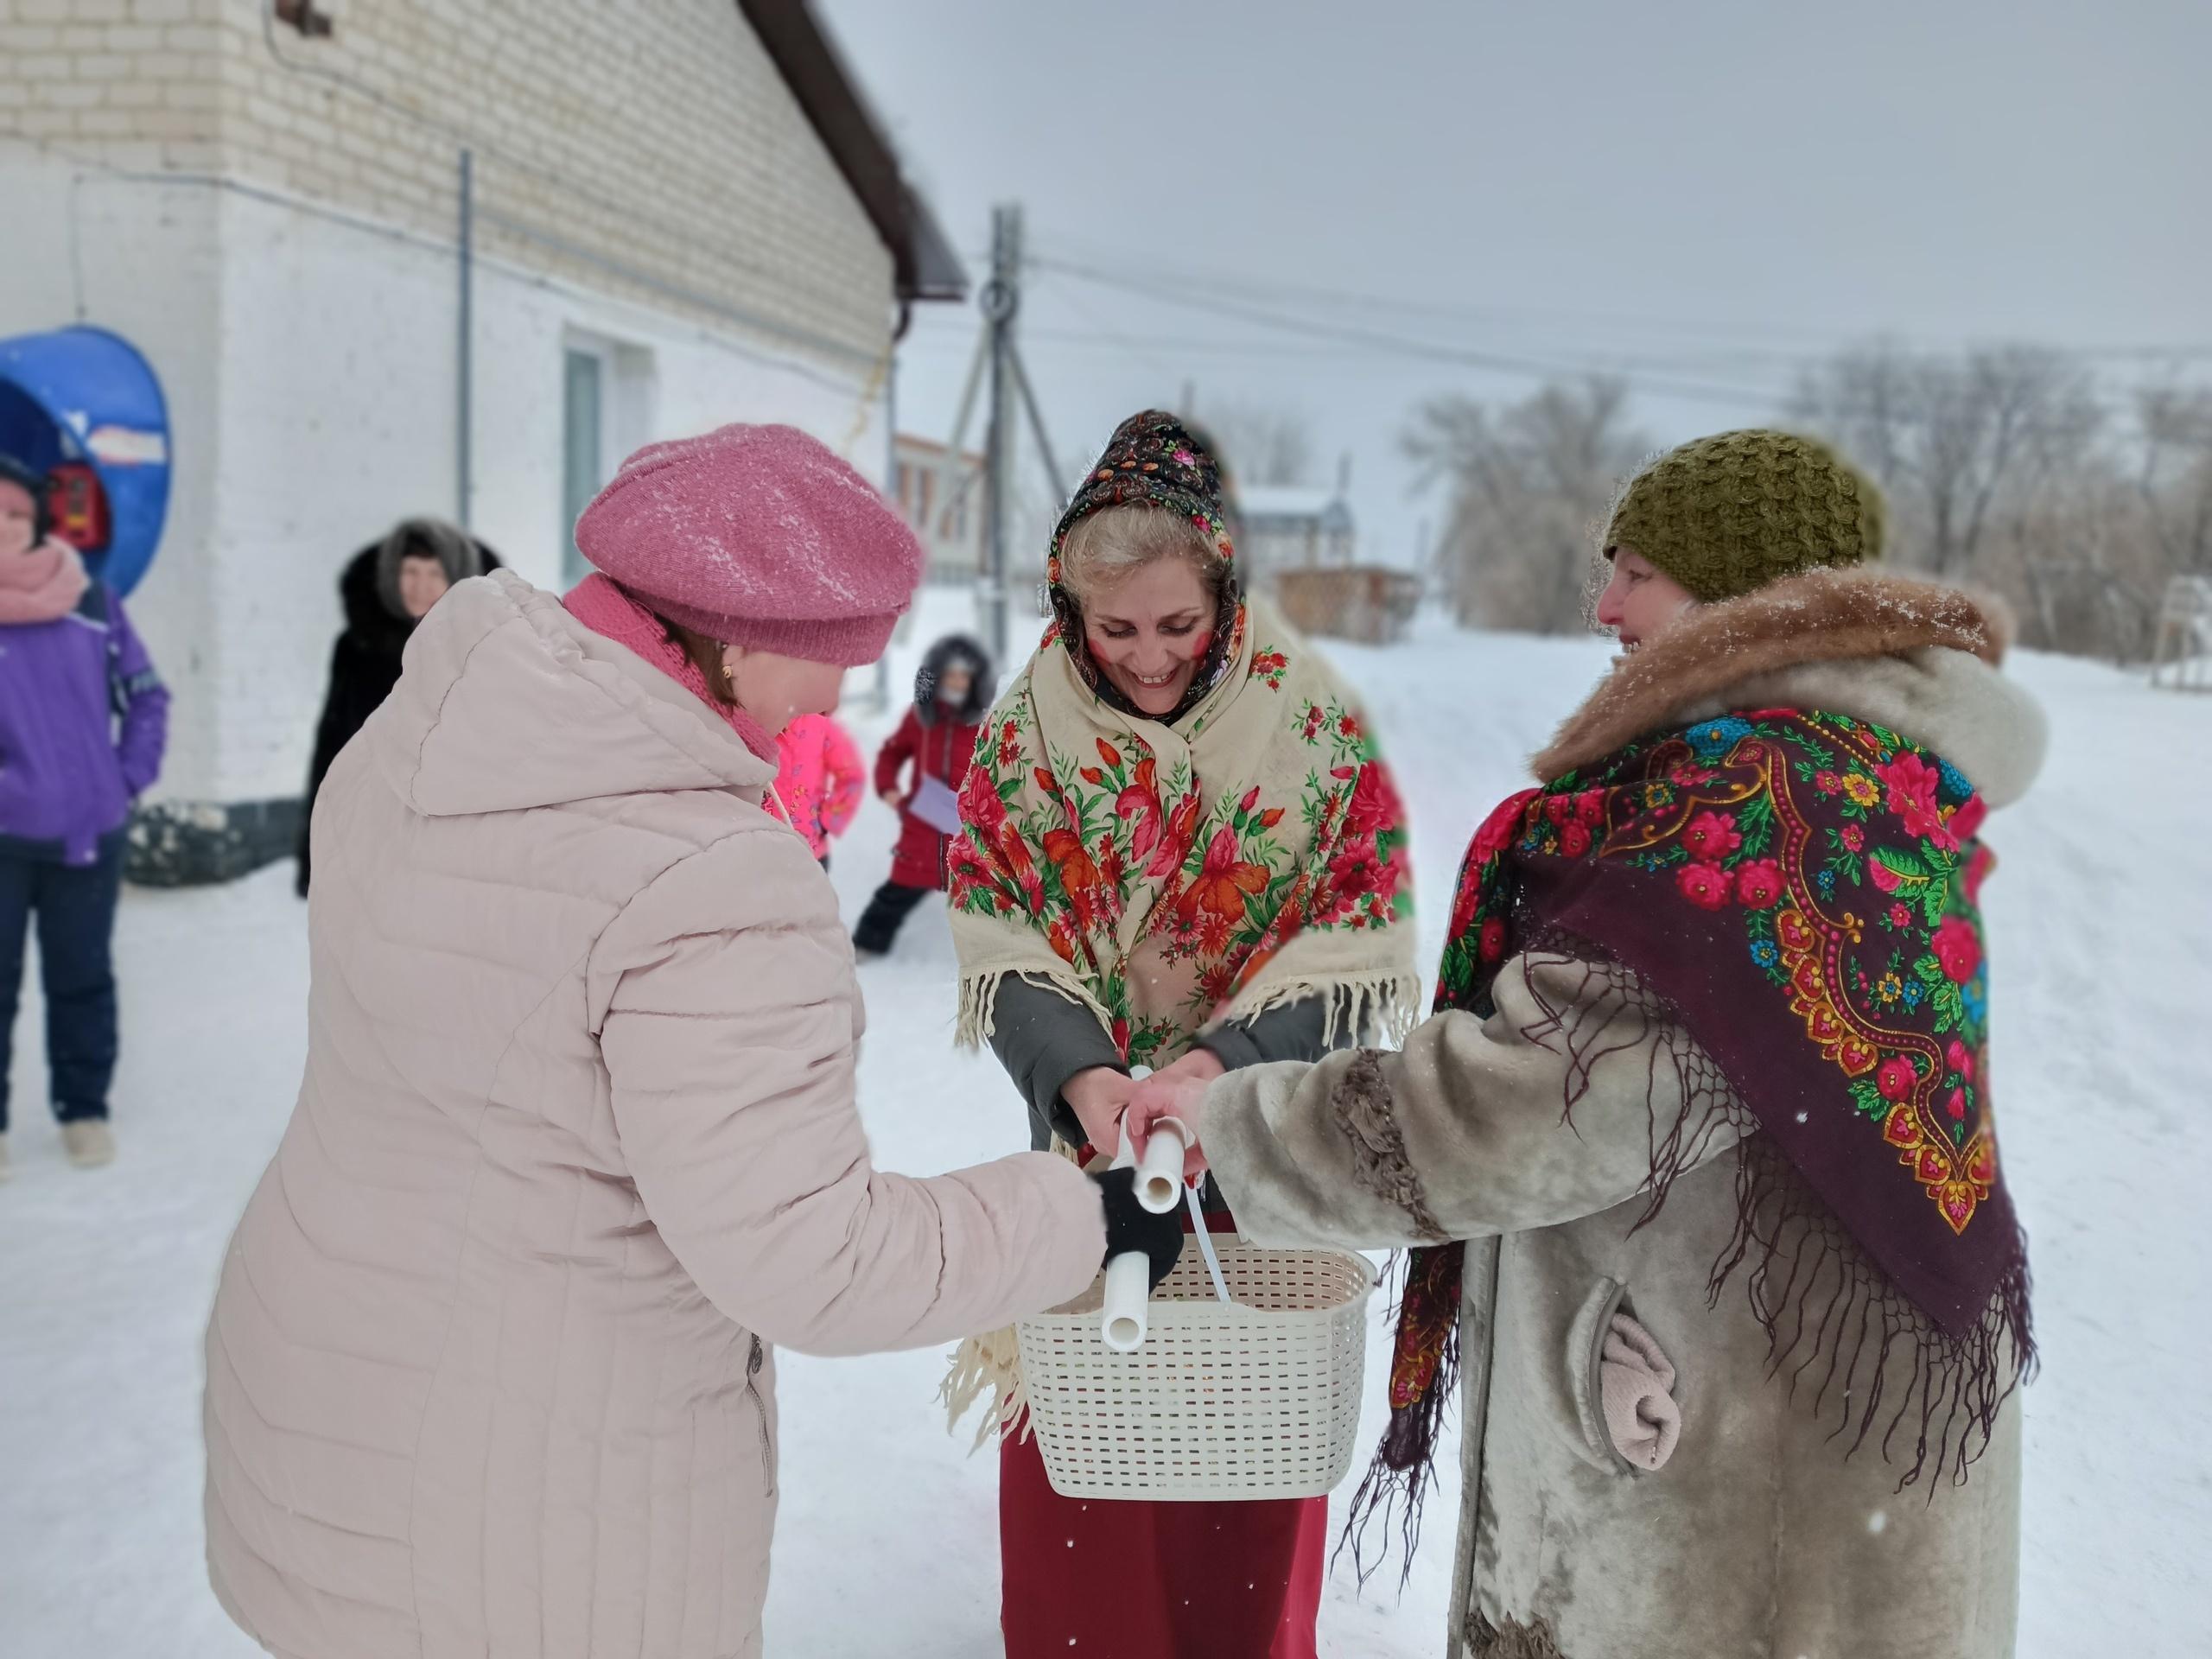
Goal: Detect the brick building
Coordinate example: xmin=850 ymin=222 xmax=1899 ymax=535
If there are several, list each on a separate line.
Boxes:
xmin=890 ymin=433 xmax=984 ymax=579
xmin=0 ymin=0 xmax=960 ymax=880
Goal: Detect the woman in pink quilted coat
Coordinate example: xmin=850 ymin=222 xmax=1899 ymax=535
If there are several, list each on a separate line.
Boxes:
xmin=772 ymin=712 xmax=863 ymax=866
xmin=202 ymin=425 xmax=1179 ymax=1659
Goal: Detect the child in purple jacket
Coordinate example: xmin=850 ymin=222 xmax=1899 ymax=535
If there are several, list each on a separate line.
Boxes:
xmin=0 ymin=454 xmax=168 ymax=1176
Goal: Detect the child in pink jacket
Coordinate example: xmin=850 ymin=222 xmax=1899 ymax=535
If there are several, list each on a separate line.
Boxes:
xmin=775 ymin=711 xmax=863 ymax=866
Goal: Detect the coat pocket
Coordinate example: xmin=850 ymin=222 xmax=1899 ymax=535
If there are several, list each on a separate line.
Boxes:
xmin=744 ymin=1334 xmax=777 ymax=1497
xmin=1567 ymin=1278 xmax=1636 ymax=1475
xmin=1595 ymin=1314 xmax=1681 ymax=1471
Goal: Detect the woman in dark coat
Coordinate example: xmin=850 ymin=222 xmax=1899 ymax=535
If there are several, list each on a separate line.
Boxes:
xmin=296 ymin=518 xmax=494 ymax=895
xmin=851 ymin=632 xmax=994 ymax=956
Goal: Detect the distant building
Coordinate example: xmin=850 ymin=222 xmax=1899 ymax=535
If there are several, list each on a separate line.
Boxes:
xmin=893 ymin=435 xmax=986 ymax=580
xmin=1235 ymin=463 xmax=1421 ymax=646
xmin=0 ymin=0 xmax=961 ymax=881
xmin=891 ymin=435 xmax=1063 ymax=644
xmin=1237 ymin=484 xmax=1357 ymax=582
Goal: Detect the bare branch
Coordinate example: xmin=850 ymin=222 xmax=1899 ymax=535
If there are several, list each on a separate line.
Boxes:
xmin=1197 ymin=398 xmax=1318 ymax=487
xmin=1404 ymin=378 xmax=1648 ymax=633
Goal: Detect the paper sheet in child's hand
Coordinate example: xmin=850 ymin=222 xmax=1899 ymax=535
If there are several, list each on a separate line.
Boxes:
xmin=910 ymin=775 xmax=963 ymax=836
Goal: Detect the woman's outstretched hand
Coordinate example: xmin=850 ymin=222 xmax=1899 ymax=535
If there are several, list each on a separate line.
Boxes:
xmin=1061 ymin=1066 xmax=1135 ymax=1159
xmin=1123 ymin=1049 xmax=1221 ymax=1180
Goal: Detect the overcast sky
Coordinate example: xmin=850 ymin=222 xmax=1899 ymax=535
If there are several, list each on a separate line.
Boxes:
xmin=817 ymin=0 xmax=2211 ymax=564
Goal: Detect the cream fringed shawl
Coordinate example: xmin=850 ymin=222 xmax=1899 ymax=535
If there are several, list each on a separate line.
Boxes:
xmin=939 ymin=596 xmax=1419 ymax=1444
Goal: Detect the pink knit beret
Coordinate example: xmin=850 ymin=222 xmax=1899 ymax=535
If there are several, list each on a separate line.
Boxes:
xmin=573 ymin=423 xmax=921 ymax=666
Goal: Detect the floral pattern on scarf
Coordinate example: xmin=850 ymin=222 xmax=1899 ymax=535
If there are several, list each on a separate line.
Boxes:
xmin=950 ymin=603 xmax=1413 ymax=1067
xmin=1363 ymin=706 xmax=2031 ymax=1563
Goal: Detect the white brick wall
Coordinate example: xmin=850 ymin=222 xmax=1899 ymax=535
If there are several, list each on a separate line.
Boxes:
xmin=199 ymin=183 xmax=891 ymax=803
xmin=2 ymin=0 xmax=893 ymax=356
xmin=0 ymin=0 xmax=908 ymax=823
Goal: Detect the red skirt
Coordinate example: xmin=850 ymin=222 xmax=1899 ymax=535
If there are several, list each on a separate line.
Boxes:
xmin=998 ymin=1427 xmax=1325 ymax=1658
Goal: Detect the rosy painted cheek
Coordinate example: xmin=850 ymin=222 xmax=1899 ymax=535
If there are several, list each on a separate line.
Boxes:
xmin=1189 ymin=631 xmax=1213 ymax=661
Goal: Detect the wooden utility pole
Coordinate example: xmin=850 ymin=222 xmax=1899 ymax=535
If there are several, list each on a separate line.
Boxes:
xmin=980 ymin=203 xmax=1021 ymax=664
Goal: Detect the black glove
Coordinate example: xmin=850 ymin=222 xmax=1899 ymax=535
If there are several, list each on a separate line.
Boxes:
xmin=1090 ymin=1166 xmax=1185 ymax=1290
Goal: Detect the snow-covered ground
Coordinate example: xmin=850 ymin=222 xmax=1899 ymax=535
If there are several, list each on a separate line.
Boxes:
xmin=2 ymin=592 xmax=2205 ymax=1657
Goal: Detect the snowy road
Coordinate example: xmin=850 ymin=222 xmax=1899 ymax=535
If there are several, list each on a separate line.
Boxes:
xmin=2 ymin=601 xmax=2204 ymax=1656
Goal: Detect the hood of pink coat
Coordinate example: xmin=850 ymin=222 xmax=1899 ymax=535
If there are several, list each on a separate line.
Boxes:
xmin=369 ymin=569 xmax=776 ymax=817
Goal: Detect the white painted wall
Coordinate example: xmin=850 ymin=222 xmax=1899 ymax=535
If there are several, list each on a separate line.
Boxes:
xmin=1 ymin=149 xmax=893 ymax=812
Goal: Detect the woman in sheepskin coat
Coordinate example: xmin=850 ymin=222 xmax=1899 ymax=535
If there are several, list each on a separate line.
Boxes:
xmin=1135 ymin=431 xmax=2040 ymax=1659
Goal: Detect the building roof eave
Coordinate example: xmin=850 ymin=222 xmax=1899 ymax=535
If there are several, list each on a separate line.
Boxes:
xmin=734 ymin=0 xmax=968 ymax=305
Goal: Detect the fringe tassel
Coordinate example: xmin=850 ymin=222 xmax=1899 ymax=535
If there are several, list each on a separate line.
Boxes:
xmin=963 ymin=963 xmax=1418 ymax=1057
xmin=1219 ymin=972 xmax=1424 ymax=1052
xmin=1719 ymin=1135 xmax=2033 ymax=1492
xmin=1337 ymin=1243 xmax=1465 ymax=1590
xmin=1344 ymin=934 xmax=2032 ymax=1595
xmin=1522 ymin=930 xmax=2035 ymax=1489
xmin=938 ymin=1325 xmax=1031 ymax=1453
xmin=935 ymin=1136 xmax=1089 ymax=1452
xmin=954 ymin=971 xmax=1009 ymax=1051
xmin=954 ymin=969 xmax=1116 ymax=1051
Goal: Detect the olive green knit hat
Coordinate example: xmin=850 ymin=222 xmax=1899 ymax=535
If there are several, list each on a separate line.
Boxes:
xmin=1603 ymin=429 xmax=1885 ymax=603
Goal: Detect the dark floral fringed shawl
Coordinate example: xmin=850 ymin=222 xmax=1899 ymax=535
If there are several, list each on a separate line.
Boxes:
xmin=1345 ymin=706 xmax=2034 ymax=1581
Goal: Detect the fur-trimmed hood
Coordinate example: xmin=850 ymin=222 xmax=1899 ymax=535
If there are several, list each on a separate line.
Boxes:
xmin=340 ymin=533 xmax=502 ymax=648
xmin=372 ymin=517 xmax=485 ymax=623
xmin=914 ymin=632 xmax=995 ymax=728
xmin=1535 ymin=568 xmax=2047 ymax=808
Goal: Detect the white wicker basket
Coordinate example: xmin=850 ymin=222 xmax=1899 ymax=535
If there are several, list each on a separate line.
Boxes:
xmin=1014 ymin=1234 xmax=1375 ymax=1501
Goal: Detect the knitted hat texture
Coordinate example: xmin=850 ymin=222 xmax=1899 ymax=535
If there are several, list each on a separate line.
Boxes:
xmin=1605 ymin=429 xmax=1885 ymax=603
xmin=574 ymin=423 xmax=919 ymax=667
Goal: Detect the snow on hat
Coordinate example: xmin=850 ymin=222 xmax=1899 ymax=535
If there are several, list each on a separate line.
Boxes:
xmin=573 ymin=423 xmax=921 ymax=667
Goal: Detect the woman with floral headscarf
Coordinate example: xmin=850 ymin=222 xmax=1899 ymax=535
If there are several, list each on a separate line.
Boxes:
xmin=942 ymin=411 xmax=1420 ymax=1658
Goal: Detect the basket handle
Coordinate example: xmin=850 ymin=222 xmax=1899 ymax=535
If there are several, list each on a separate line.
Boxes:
xmin=1185 ymin=1183 xmax=1234 ymax=1304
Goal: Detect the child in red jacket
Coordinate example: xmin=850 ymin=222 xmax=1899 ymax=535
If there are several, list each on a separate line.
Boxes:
xmin=853 ymin=634 xmax=994 ymax=957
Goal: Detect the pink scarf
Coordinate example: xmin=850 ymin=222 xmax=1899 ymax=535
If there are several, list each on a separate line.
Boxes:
xmin=0 ymin=538 xmax=92 ymax=626
xmin=563 ymin=573 xmax=779 ymax=763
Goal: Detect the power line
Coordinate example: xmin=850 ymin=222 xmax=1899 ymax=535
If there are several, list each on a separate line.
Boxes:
xmin=1031 ymin=228 xmax=2212 ymax=365
xmin=1033 ymin=228 xmax=1870 ymax=348
xmin=902 ymin=331 xmax=1379 ymax=362
xmin=1029 ymin=255 xmax=1802 ymax=410
xmin=1049 ymin=276 xmax=1197 ymax=389
xmin=1014 ymin=254 xmax=2169 ymax=440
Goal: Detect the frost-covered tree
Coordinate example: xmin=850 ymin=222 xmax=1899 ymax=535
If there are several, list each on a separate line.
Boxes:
xmin=1406 ymin=378 xmax=1649 ymax=634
